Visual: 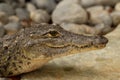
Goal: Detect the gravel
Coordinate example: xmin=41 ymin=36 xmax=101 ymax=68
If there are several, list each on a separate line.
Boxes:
xmin=0 ymin=0 xmax=118 ymax=36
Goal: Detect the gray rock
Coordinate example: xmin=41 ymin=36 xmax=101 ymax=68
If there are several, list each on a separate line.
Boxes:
xmin=0 ymin=24 xmax=5 ymax=37
xmin=0 ymin=3 xmax=14 ymax=16
xmin=32 ymin=0 xmax=56 ymax=13
xmin=4 ymin=22 xmax=22 ymax=34
xmin=52 ymin=0 xmax=88 ymax=24
xmin=115 ymin=2 xmax=120 ymax=11
xmin=81 ymin=0 xmax=120 ymax=7
xmin=111 ymin=11 xmax=120 ymax=26
xmin=0 ymin=11 xmax=9 ymax=24
xmin=87 ymin=6 xmax=112 ymax=26
xmin=21 ymin=25 xmax=120 ymax=80
xmin=26 ymin=2 xmax=37 ymax=12
xmin=8 ymin=15 xmax=20 ymax=22
xmin=16 ymin=8 xmax=30 ymax=20
xmin=30 ymin=9 xmax=50 ymax=23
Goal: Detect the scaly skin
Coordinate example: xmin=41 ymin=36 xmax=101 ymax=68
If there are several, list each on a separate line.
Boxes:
xmin=0 ymin=23 xmax=108 ymax=77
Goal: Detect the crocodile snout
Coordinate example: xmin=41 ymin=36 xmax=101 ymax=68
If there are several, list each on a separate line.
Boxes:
xmin=92 ymin=36 xmax=108 ymax=48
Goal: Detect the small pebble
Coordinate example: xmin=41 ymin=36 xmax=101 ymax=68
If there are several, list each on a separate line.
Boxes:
xmin=111 ymin=11 xmax=120 ymax=26
xmin=115 ymin=2 xmax=120 ymax=11
xmin=4 ymin=22 xmax=22 ymax=34
xmin=30 ymin=9 xmax=50 ymax=23
xmin=32 ymin=0 xmax=56 ymax=13
xmin=0 ymin=11 xmax=9 ymax=24
xmin=8 ymin=15 xmax=20 ymax=22
xmin=0 ymin=3 xmax=14 ymax=16
xmin=52 ymin=0 xmax=88 ymax=24
xmin=16 ymin=8 xmax=30 ymax=20
xmin=0 ymin=24 xmax=5 ymax=37
xmin=87 ymin=6 xmax=112 ymax=26
xmin=26 ymin=2 xmax=36 ymax=12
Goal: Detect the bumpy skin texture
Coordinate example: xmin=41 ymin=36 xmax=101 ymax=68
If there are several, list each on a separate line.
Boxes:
xmin=0 ymin=23 xmax=108 ymax=77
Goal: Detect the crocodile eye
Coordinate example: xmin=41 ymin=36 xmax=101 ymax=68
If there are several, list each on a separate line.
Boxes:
xmin=43 ymin=30 xmax=61 ymax=38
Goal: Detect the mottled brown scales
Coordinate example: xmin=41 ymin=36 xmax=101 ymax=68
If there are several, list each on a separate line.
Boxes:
xmin=0 ymin=23 xmax=108 ymax=77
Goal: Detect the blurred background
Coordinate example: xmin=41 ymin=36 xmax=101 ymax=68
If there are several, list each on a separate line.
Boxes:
xmin=0 ymin=0 xmax=120 ymax=80
xmin=0 ymin=0 xmax=119 ymax=36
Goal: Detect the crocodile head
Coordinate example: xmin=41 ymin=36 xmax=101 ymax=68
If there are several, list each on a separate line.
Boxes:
xmin=22 ymin=23 xmax=108 ymax=58
xmin=0 ymin=23 xmax=108 ymax=77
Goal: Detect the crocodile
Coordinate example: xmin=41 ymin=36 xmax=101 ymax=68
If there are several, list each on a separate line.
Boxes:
xmin=0 ymin=23 xmax=108 ymax=77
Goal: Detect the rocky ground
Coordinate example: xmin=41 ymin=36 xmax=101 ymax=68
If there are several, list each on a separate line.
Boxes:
xmin=0 ymin=0 xmax=120 ymax=36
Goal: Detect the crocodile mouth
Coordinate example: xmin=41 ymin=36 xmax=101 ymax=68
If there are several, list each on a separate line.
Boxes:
xmin=45 ymin=42 xmax=107 ymax=49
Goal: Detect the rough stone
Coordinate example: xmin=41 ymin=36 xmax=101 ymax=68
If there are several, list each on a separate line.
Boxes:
xmin=21 ymin=25 xmax=120 ymax=80
xmin=30 ymin=9 xmax=50 ymax=23
xmin=32 ymin=0 xmax=56 ymax=13
xmin=52 ymin=0 xmax=88 ymax=24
